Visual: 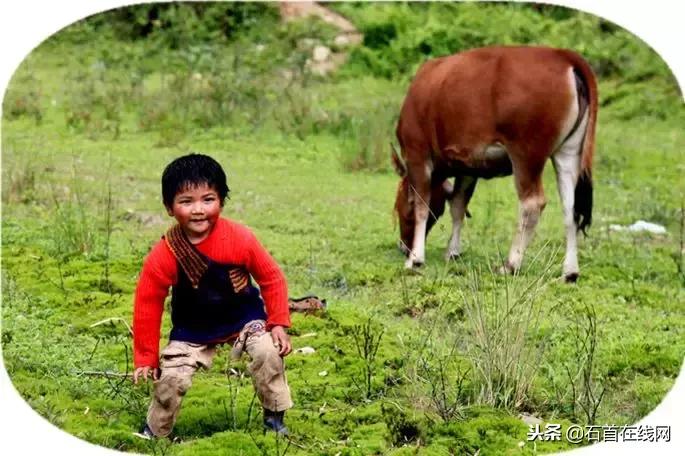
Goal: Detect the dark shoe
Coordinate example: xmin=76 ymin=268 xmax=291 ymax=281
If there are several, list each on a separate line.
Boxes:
xmin=133 ymin=423 xmax=156 ymax=440
xmin=263 ymin=409 xmax=289 ymax=436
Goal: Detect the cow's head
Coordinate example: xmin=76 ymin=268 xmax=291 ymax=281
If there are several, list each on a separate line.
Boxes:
xmin=392 ymin=146 xmax=450 ymax=256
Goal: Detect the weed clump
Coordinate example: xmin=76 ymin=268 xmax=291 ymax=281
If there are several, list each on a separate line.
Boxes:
xmin=381 ymin=402 xmax=423 ymax=446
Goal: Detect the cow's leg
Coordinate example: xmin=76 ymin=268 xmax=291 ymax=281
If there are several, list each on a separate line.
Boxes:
xmin=406 ymin=162 xmax=433 ymax=268
xmin=445 ymin=176 xmax=477 ymax=260
xmin=552 ymin=110 xmax=589 ymax=282
xmin=552 ymin=151 xmax=580 ymax=281
xmin=503 ymin=163 xmax=547 ymax=274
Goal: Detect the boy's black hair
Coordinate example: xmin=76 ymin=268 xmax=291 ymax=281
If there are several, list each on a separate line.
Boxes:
xmin=162 ymin=153 xmax=230 ymax=208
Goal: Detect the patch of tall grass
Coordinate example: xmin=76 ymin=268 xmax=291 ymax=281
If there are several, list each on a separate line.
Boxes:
xmin=1 ymin=147 xmax=38 ymax=205
xmin=339 ymin=100 xmax=398 ymax=173
xmin=460 ymin=248 xmax=560 ymax=411
xmin=395 ymin=248 xmax=561 ymax=421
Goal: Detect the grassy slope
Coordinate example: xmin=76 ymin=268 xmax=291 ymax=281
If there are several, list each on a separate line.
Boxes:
xmin=2 ymin=10 xmax=685 ymax=456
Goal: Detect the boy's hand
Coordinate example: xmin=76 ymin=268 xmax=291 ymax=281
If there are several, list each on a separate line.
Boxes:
xmin=133 ymin=366 xmax=160 ymax=384
xmin=271 ymin=326 xmax=292 ymax=357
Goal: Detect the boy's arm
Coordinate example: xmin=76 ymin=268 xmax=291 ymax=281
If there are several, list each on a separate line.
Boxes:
xmin=133 ymin=241 xmax=177 ymax=369
xmin=241 ymin=229 xmax=291 ymax=330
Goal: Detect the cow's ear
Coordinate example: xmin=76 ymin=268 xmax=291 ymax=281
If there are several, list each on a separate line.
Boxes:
xmin=390 ymin=143 xmax=407 ymax=177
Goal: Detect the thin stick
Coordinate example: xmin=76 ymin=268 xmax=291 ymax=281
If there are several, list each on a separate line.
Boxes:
xmin=75 ymin=370 xmax=131 ymax=378
xmin=90 ymin=317 xmax=133 ymax=337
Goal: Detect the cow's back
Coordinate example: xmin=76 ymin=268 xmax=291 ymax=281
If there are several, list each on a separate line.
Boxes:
xmin=398 ymin=46 xmax=581 ymax=160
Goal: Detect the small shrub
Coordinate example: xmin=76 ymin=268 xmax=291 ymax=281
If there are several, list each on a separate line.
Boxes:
xmin=62 ymin=67 xmax=125 ymax=139
xmin=419 ymin=354 xmax=470 ymax=422
xmin=273 ymin=84 xmax=329 ymax=140
xmin=399 ymin=313 xmax=472 ymax=423
xmin=382 ymin=403 xmax=423 ymax=446
xmin=553 ymin=301 xmax=606 ymax=425
xmin=349 ymin=317 xmax=385 ymax=400
xmin=2 ymin=72 xmax=44 ymax=123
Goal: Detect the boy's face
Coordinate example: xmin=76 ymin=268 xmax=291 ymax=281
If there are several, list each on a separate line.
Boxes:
xmin=166 ymin=183 xmax=222 ymax=243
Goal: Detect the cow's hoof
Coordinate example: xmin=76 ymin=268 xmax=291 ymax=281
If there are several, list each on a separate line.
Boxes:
xmin=404 ymin=259 xmax=424 ymax=270
xmin=497 ymin=262 xmax=516 ymax=275
xmin=564 ymin=272 xmax=579 ymax=283
xmin=445 ymin=252 xmax=462 ymax=262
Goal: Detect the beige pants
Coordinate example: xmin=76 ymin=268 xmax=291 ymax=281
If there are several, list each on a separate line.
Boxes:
xmin=146 ymin=321 xmax=293 ymax=437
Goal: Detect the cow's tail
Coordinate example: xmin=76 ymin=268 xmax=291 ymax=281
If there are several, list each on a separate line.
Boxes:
xmin=565 ymin=50 xmax=598 ymax=235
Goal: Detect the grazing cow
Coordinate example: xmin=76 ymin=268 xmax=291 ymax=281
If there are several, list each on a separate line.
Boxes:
xmin=392 ymin=46 xmax=598 ymax=282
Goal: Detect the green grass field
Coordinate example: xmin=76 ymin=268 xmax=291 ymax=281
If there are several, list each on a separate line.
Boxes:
xmin=2 ymin=3 xmax=684 ymax=455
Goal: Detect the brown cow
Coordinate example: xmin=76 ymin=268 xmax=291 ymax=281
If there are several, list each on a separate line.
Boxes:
xmin=393 ymin=46 xmax=598 ymax=282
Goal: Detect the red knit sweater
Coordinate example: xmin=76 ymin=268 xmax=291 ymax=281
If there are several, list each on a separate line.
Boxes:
xmin=133 ymin=217 xmax=290 ymax=368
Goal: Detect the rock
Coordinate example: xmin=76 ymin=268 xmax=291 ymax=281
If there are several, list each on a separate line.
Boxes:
xmin=313 ymin=45 xmax=331 ymax=62
xmin=518 ymin=412 xmax=543 ymax=426
xmin=334 ymin=35 xmax=349 ymax=47
xmin=609 ymin=220 xmax=667 ymax=234
xmin=294 ymin=346 xmax=316 ymax=355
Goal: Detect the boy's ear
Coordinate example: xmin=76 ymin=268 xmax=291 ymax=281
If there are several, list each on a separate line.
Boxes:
xmin=165 ymin=205 xmax=174 ymax=217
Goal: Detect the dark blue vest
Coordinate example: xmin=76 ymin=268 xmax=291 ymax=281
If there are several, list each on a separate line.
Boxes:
xmin=169 ymin=252 xmax=267 ymax=343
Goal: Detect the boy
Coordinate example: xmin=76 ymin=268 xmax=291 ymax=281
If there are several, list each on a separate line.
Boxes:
xmin=132 ymin=153 xmax=293 ymax=439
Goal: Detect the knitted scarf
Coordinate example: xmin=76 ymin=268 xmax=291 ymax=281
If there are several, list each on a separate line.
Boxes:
xmin=164 ymin=224 xmax=208 ymax=289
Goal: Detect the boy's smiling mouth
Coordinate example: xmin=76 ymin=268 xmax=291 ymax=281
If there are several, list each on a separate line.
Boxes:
xmin=187 ymin=219 xmax=209 ymax=228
